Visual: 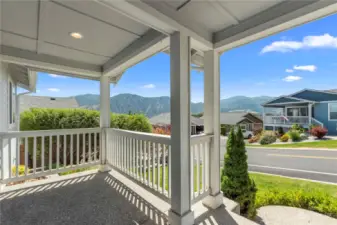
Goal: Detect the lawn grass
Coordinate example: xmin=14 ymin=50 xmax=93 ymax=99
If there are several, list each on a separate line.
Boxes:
xmin=138 ymin=165 xmax=203 ymax=192
xmin=250 ymin=173 xmax=337 ymax=198
xmin=247 ymin=139 xmax=337 ymax=149
xmin=250 ymin=173 xmax=337 ymax=218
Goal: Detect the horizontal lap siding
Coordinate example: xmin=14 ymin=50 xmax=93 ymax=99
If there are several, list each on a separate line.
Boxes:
xmin=314 ymin=103 xmax=337 ymax=135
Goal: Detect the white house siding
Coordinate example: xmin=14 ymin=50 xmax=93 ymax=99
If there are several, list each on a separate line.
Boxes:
xmin=0 ymin=62 xmax=18 ymax=179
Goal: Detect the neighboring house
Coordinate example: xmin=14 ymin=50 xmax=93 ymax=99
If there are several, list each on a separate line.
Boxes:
xmin=0 ymin=62 xmax=37 ymax=179
xmin=149 ymin=112 xmax=204 ymax=135
xmin=262 ymin=89 xmax=337 ymax=135
xmin=20 ymin=95 xmax=80 ymax=113
xmin=219 ymin=112 xmax=263 ymax=132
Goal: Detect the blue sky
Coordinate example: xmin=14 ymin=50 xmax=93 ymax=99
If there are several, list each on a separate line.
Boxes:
xmin=33 ymin=13 xmax=337 ymax=102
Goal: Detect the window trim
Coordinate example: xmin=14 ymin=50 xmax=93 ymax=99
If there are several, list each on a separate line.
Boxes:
xmin=328 ymin=103 xmax=337 ymax=121
xmin=285 ymin=106 xmax=308 ymax=117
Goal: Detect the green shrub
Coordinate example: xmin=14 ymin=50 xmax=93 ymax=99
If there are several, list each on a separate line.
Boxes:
xmin=280 ymin=133 xmax=289 ymax=142
xmin=288 ymin=131 xmax=301 ymax=142
xmin=291 ymin=124 xmax=305 ymax=134
xmin=259 ymin=135 xmax=277 ymax=145
xmin=255 ymin=190 xmax=337 ymax=219
xmin=221 ymin=127 xmax=257 ymax=218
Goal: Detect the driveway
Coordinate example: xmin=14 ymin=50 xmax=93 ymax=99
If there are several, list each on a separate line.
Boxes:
xmin=220 ymin=137 xmax=337 ymax=183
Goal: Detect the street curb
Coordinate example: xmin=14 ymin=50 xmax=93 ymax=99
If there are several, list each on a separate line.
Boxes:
xmin=246 ymin=146 xmax=337 ymax=151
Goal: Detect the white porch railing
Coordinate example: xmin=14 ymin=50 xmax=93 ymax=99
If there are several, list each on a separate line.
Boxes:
xmin=0 ymin=128 xmax=101 ymax=183
xmin=264 ymin=116 xmax=309 ymax=125
xmin=105 ymin=128 xmax=211 ymax=201
xmin=311 ymin=118 xmax=324 ymax=127
xmin=1 ymin=127 xmax=212 ymax=204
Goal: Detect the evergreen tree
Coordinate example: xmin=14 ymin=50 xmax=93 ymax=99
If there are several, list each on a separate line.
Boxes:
xmin=221 ymin=126 xmax=257 ymax=217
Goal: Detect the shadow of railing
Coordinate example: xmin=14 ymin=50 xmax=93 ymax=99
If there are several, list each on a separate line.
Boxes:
xmin=0 ymin=172 xmax=168 ymax=225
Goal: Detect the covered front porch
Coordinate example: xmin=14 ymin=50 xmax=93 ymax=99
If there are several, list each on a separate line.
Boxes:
xmin=263 ymin=102 xmax=323 ymax=130
xmin=1 ymin=1 xmax=337 ymax=224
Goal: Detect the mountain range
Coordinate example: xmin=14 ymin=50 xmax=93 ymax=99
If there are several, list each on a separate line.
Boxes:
xmin=75 ymin=94 xmax=273 ymax=117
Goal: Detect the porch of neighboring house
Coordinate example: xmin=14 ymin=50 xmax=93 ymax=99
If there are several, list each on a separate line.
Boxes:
xmin=1 ymin=1 xmax=337 ymax=225
xmin=263 ymin=103 xmax=324 ymax=131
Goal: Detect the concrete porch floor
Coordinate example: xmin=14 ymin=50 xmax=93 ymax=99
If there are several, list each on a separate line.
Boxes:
xmin=0 ymin=169 xmax=257 ymax=225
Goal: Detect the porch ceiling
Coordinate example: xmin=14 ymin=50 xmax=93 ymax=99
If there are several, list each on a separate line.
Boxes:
xmin=1 ymin=0 xmax=336 ymax=81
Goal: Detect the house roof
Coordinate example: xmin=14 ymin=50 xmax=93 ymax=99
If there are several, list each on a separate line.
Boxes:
xmin=262 ymin=89 xmax=337 ymax=106
xmin=20 ymin=95 xmax=79 ymax=113
xmin=219 ymin=112 xmax=262 ymax=125
xmin=149 ymin=113 xmax=204 ymax=126
xmin=8 ymin=64 xmax=37 ymax=92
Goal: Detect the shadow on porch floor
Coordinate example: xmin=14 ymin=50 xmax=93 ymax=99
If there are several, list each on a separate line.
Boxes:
xmin=0 ymin=169 xmax=256 ymax=225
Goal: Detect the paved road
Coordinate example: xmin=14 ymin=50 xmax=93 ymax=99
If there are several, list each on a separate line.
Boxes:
xmin=220 ymin=138 xmax=337 ymax=183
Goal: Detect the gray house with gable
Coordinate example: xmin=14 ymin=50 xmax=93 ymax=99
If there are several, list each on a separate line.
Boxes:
xmin=262 ymin=89 xmax=337 ymax=135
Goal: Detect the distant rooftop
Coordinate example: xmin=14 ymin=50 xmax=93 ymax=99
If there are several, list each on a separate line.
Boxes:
xmin=20 ymin=95 xmax=79 ymax=113
xmin=149 ymin=113 xmax=203 ymax=126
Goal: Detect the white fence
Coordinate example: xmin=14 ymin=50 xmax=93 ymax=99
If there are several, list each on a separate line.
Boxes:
xmin=105 ymin=128 xmax=211 ymax=201
xmin=0 ymin=128 xmax=101 ymax=183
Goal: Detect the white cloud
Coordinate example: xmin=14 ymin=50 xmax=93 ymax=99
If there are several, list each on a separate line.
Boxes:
xmin=282 ymin=76 xmax=302 ymax=82
xmin=49 ymin=74 xmax=67 ymax=78
xmin=36 ymin=89 xmax=40 ymax=93
xmin=293 ymin=65 xmax=317 ymax=72
xmin=47 ymin=88 xmax=60 ymax=92
xmin=285 ymin=69 xmax=294 ymax=73
xmin=261 ymin=33 xmax=337 ymax=53
xmin=142 ymin=84 xmax=155 ymax=89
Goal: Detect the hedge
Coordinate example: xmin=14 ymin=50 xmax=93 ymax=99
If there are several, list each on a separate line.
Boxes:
xmin=21 ymin=108 xmax=152 ymax=132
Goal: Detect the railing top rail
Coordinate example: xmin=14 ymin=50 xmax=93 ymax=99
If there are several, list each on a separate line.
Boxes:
xmin=0 ymin=128 xmax=101 ymax=138
xmin=191 ymin=134 xmax=213 ymax=145
xmin=106 ymin=128 xmax=171 ymax=145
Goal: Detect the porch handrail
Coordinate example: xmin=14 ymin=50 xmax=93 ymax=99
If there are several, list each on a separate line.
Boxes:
xmin=311 ymin=118 xmax=324 ymax=127
xmin=0 ymin=128 xmax=101 ymax=184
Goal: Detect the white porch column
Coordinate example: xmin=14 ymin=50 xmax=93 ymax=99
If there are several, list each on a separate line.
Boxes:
xmin=202 ymin=50 xmax=223 ymax=209
xmin=308 ymin=103 xmax=312 ymax=126
xmin=169 ymin=32 xmax=194 ymax=225
xmin=99 ymin=76 xmax=110 ymax=171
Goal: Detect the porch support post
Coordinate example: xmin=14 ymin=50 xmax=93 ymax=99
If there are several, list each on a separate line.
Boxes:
xmin=168 ymin=31 xmax=194 ymax=225
xmin=99 ymin=76 xmax=111 ymax=172
xmin=308 ymin=103 xmax=312 ymax=126
xmin=202 ymin=50 xmax=223 ymax=209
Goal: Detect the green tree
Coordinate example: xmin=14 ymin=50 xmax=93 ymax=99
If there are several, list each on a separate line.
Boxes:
xmin=221 ymin=127 xmax=257 ymax=217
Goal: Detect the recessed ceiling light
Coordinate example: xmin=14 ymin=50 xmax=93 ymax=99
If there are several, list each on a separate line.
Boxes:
xmin=70 ymin=32 xmax=83 ymax=39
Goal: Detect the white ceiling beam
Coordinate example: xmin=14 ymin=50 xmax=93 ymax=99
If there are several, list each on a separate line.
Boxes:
xmin=0 ymin=45 xmax=102 ymax=78
xmin=95 ymin=0 xmax=213 ymax=51
xmin=36 ymin=0 xmax=51 ymax=54
xmin=103 ymin=29 xmax=168 ymax=77
xmin=214 ymin=0 xmax=337 ymax=52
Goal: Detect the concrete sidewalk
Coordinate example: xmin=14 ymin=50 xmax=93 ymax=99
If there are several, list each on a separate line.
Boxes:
xmin=257 ymin=206 xmax=337 ymax=225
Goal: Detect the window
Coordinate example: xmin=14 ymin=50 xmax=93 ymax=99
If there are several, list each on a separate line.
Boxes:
xmin=286 ymin=107 xmax=308 ymax=117
xmin=329 ymin=103 xmax=337 ymax=120
xmin=240 ymin=124 xmax=246 ymax=132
